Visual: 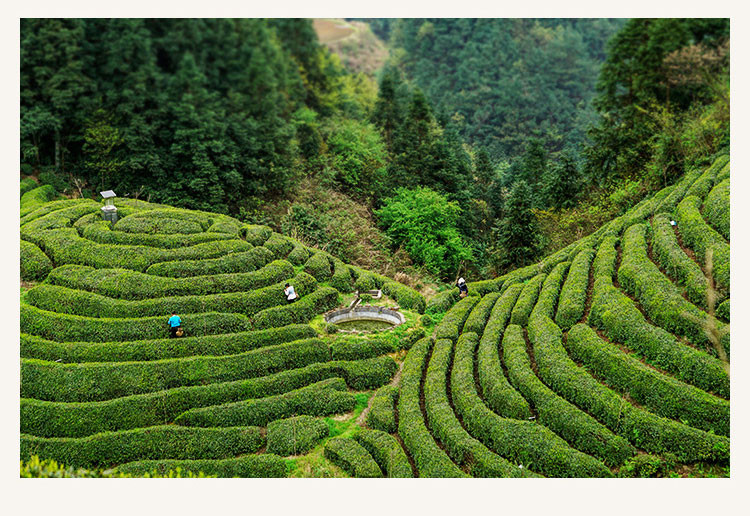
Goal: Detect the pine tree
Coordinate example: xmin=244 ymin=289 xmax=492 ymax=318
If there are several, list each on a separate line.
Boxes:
xmin=495 ymin=180 xmax=541 ymax=269
xmin=542 ymin=150 xmax=581 ymax=210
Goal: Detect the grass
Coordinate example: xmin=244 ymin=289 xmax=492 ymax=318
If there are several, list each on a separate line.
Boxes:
xmin=286 ymin=392 xmax=372 ymax=478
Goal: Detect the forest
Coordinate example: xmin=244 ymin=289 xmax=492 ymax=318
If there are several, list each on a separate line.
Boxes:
xmin=20 ymin=18 xmax=729 ymax=284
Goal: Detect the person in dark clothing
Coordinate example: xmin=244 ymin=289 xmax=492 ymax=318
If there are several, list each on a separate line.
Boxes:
xmin=168 ymin=311 xmax=182 ymax=338
xmin=457 ymin=277 xmax=469 ymax=298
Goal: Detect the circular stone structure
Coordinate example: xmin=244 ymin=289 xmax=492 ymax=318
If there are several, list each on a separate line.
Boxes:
xmin=325 ymin=305 xmax=405 ymax=332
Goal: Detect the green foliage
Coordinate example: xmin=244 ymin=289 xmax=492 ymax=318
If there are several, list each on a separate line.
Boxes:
xmin=252 ymin=287 xmax=340 ymax=329
xmin=22 ymin=357 xmax=396 ymax=438
xmin=676 ymin=195 xmax=729 ymax=290
xmin=146 ymin=247 xmax=274 ymax=277
xmin=433 ymin=296 xmax=479 ymax=342
xmin=324 ymin=118 xmax=388 ymax=198
xmin=174 ymin=378 xmax=355 ymax=428
xmin=304 ymin=251 xmax=333 ymax=281
xmin=703 ymin=178 xmax=729 ymax=240
xmin=324 ymin=437 xmax=383 ymax=477
xmin=366 ymin=385 xmax=398 ymax=434
xmin=398 ymin=338 xmax=467 ymax=477
xmin=462 ymin=292 xmax=500 ymax=335
xmin=21 ymin=338 xmax=330 ymax=402
xmin=509 ymin=274 xmax=546 ymax=326
xmin=21 ymin=425 xmax=265 ymax=469
xmin=376 ymin=187 xmax=473 ymax=278
xmin=20 ymin=240 xmax=53 ymax=282
xmin=355 ymin=429 xmax=413 ymax=478
xmin=555 ymin=249 xmax=594 ymax=329
xmin=20 ymin=178 xmax=38 ymax=197
xmin=267 ymin=416 xmax=330 ymax=456
xmin=116 ymin=454 xmax=287 ymax=478
xmin=618 ymin=454 xmax=677 ymax=478
xmin=21 ymin=455 xmax=213 ymax=478
xmin=21 ymin=185 xmax=57 ymax=214
xmin=495 ymin=180 xmax=542 ymax=270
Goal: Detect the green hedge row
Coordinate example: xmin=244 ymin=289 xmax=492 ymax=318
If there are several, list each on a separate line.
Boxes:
xmin=252 ymin=286 xmax=339 ymax=329
xmin=352 ymin=268 xmax=378 ymax=291
xmin=499 ymin=264 xmax=543 ymax=294
xmin=355 ymin=429 xmax=413 ymax=478
xmin=556 ymin=249 xmax=594 ymax=329
xmin=304 ymin=251 xmax=333 ymax=281
xmin=650 ymin=214 xmax=711 ymax=308
xmin=703 ymin=178 xmax=729 ymax=241
xmin=676 ymin=195 xmax=730 ymax=290
xmin=20 ymin=185 xmax=57 ymax=215
xmin=717 ymin=299 xmax=729 ymax=321
xmin=117 ymin=208 xmax=213 ymax=227
xmin=20 ymin=240 xmax=53 ymax=282
xmin=21 ymin=425 xmax=265 ymax=469
xmin=366 ymin=384 xmax=398 ymax=434
xmin=330 ymin=336 xmax=398 ymax=361
xmin=21 ymin=357 xmax=396 ymax=438
xmin=426 ymin=289 xmax=460 ymax=314
xmin=477 ymin=284 xmax=532 ymax=420
xmin=21 ymin=304 xmax=250 ymax=342
xmin=330 ymin=259 xmax=355 ymax=292
xmin=565 ymin=323 xmax=729 ymax=436
xmin=462 ymin=292 xmax=500 ymax=336
xmin=528 ymin=321 xmax=729 ymax=463
xmin=450 ymin=332 xmax=611 ymax=477
xmin=116 ymin=454 xmax=287 ymax=478
xmin=286 ymin=242 xmax=311 ymax=265
xmin=21 ymin=324 xmax=316 ymax=363
xmin=21 ymin=203 xmax=100 ymax=245
xmin=398 ymin=337 xmax=467 ymax=477
xmin=241 ymin=225 xmax=272 ymax=246
xmin=20 ymin=198 xmax=95 ymax=227
xmin=27 ymin=272 xmax=316 ymax=319
xmin=433 ymin=296 xmax=479 ymax=341
xmin=48 ymin=260 xmax=293 ymax=300
xmin=685 ymin=154 xmax=728 ymax=199
xmin=262 ymin=232 xmax=295 ymax=259
xmin=207 ymin=219 xmax=242 ymax=236
xmin=20 ymin=177 xmax=38 ymax=198
xmin=267 ymin=415 xmax=329 ymax=456
xmin=145 ymin=247 xmax=274 ymax=277
xmin=349 ymin=266 xmax=427 ymax=313
xmin=656 ymin=167 xmax=704 ymax=216
xmin=38 ymin=227 xmax=254 ymax=272
xmin=618 ymin=223 xmax=728 ymax=352
xmin=425 ymin=338 xmax=530 ymax=477
xmin=716 ymin=159 xmax=730 ymax=182
xmin=115 ymin=214 xmax=205 ymax=234
xmin=531 ymin=261 xmax=570 ymax=321
xmin=590 ymin=282 xmax=729 ymax=399
xmin=82 ymin=220 xmax=235 ymax=248
xmin=174 ymin=378 xmax=355 ymax=427
xmin=324 ymin=437 xmax=383 ymax=477
xmin=21 ymin=338 xmax=330 ymax=402
xmin=511 ymin=321 xmax=635 ymax=467
xmin=509 ymin=273 xmax=546 ymax=326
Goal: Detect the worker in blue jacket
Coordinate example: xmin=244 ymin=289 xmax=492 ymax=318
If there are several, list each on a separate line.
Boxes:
xmin=168 ymin=311 xmax=182 ymax=338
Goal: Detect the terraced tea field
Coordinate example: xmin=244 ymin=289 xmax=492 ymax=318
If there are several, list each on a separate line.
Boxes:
xmin=19 ymin=155 xmax=730 ymax=477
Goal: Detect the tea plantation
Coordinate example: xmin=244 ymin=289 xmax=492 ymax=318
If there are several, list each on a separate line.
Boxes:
xmin=19 ymin=155 xmax=730 ymax=477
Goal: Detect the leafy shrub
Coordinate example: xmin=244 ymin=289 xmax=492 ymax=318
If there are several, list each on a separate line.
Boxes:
xmin=462 ymin=292 xmax=500 ymax=335
xmin=21 ymin=357 xmax=396 ymax=438
xmin=48 ymin=260 xmax=294 ymax=299
xmin=398 ymin=337 xmax=467 ymax=477
xmin=20 ymin=185 xmax=57 ymax=214
xmin=240 ymin=225 xmax=272 ymax=246
xmin=425 ymin=338 xmax=531 ymax=477
xmin=702 ymin=178 xmax=729 ymax=240
xmin=20 ymin=304 xmax=250 ymax=342
xmin=20 ymin=178 xmax=37 ymax=198
xmin=324 ymin=438 xmax=383 ymax=477
xmin=251 ymin=286 xmax=339 ymax=329
xmin=20 ymin=455 xmax=213 ymax=478
xmin=366 ymin=385 xmax=398 ymax=433
xmin=450 ymin=332 xmax=612 ymax=477
xmin=145 ymin=247 xmax=274 ymax=277
xmin=81 ymin=220 xmax=234 ymax=248
xmin=426 ymin=289 xmax=459 ymax=314
xmin=355 ymin=429 xmax=413 ymax=478
xmin=685 ymin=154 xmax=728 ymax=199
xmin=304 ymin=251 xmax=333 ymax=281
xmin=21 ymin=338 xmax=330 ymax=402
xmin=174 ymin=378 xmax=355 ymax=427
xmin=509 ymin=273 xmax=546 ymax=326
xmin=21 ymin=324 xmax=316 ymax=363
xmin=286 ymin=242 xmax=311 ymax=266
xmin=116 ymin=454 xmax=287 ymax=478
xmin=566 ymin=323 xmax=728 ymax=436
xmin=263 ymin=232 xmax=296 ymax=259
xmin=330 ymin=337 xmax=398 ymax=361
xmin=26 ymin=272 xmax=317 ymax=319
xmin=330 ymin=258 xmax=354 ymax=292
xmin=477 ymin=284 xmax=532 ymax=419
xmin=676 ymin=195 xmax=729 ymax=290
xmin=618 ymin=454 xmax=677 ymax=478
xmin=21 ymin=425 xmax=265 ymax=469
xmin=531 ymin=261 xmax=570 ymax=321
xmin=511 ymin=322 xmax=635 ymax=466
xmin=556 ymin=249 xmax=594 ymax=329
xmin=20 ymin=240 xmax=53 ymax=282
xmin=717 ymin=299 xmax=729 ymax=321
xmin=266 ymin=416 xmax=329 ymax=456
xmin=116 ymin=215 xmax=204 ymax=235
xmin=420 ymin=314 xmax=433 ymax=327
xmin=433 ymin=296 xmax=479 ymax=341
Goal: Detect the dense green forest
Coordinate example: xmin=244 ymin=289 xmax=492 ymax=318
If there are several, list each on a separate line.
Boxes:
xmin=20 ymin=18 xmax=729 ymax=284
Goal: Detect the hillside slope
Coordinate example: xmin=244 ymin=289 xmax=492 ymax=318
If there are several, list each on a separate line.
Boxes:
xmin=19 ymin=154 xmax=730 ymax=477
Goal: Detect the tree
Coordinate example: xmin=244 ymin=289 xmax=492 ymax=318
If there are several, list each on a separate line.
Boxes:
xmin=82 ymin=109 xmax=124 ymax=191
xmin=494 ymin=180 xmax=542 ymax=270
xmin=375 ymin=187 xmax=473 ymax=278
xmin=542 ymin=150 xmax=581 ymax=210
